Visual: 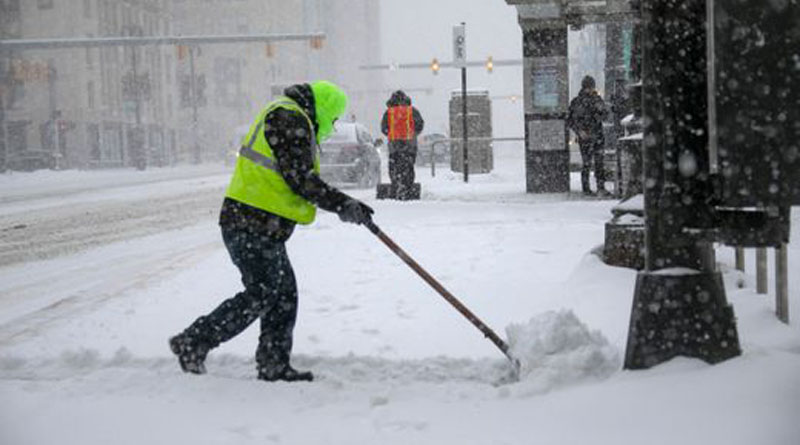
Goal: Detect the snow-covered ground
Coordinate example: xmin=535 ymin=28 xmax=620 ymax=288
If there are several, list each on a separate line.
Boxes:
xmin=1 ymin=145 xmax=798 ymax=445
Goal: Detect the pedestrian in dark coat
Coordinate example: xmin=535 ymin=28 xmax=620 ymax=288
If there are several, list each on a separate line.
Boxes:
xmin=380 ymin=90 xmax=424 ymax=198
xmin=169 ymin=81 xmax=373 ymax=382
xmin=567 ymin=75 xmax=609 ymax=196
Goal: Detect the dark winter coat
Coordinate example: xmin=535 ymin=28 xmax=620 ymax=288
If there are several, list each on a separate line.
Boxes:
xmin=219 ymin=84 xmax=352 ymax=241
xmin=380 ymin=91 xmax=424 ymax=145
xmin=567 ymin=88 xmax=608 ymax=142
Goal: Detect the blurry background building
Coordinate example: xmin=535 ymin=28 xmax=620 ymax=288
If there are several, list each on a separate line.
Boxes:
xmin=0 ymin=0 xmax=383 ymax=171
xmin=1 ymin=0 xmax=176 ymax=170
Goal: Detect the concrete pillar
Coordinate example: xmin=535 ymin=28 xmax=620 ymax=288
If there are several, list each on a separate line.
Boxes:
xmin=756 ymin=247 xmax=768 ymax=295
xmin=521 ymin=24 xmax=570 ymax=193
xmin=775 ymin=244 xmax=789 ymax=324
xmin=734 ymin=247 xmax=745 ymax=272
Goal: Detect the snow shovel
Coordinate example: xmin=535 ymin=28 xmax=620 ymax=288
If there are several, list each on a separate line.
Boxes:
xmin=365 ymin=220 xmax=521 ymax=379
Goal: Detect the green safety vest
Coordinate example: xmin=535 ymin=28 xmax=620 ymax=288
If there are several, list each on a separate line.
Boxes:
xmin=225 ymin=98 xmax=320 ymax=224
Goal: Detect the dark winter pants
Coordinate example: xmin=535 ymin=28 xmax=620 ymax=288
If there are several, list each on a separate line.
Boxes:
xmin=388 ymin=141 xmax=417 ymax=191
xmin=182 ymin=226 xmax=298 ymax=375
xmin=578 ymin=136 xmax=606 ymax=192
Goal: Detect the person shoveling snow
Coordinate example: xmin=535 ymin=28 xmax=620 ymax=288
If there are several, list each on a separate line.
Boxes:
xmin=169 ymin=83 xmax=614 ymax=384
xmin=169 ymin=81 xmax=374 ymax=382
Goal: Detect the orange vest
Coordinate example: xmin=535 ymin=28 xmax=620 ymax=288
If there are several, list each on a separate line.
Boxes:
xmin=387 ymin=106 xmax=415 ymax=141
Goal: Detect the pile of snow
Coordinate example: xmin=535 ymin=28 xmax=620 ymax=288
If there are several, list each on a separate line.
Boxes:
xmin=506 ymin=310 xmax=620 ymax=392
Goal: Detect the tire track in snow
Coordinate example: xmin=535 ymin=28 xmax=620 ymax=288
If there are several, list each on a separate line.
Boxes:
xmin=0 ymin=187 xmax=224 ymax=267
xmin=0 ymin=233 xmax=220 ymax=346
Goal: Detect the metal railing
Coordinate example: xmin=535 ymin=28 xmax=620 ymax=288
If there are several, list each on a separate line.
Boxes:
xmin=733 ymin=245 xmax=790 ymax=323
xmin=427 ymin=137 xmax=524 ymax=177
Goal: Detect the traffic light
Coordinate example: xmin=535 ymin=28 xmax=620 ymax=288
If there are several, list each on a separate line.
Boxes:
xmin=310 ymin=36 xmax=324 ymax=50
xmin=486 ymin=56 xmax=493 ymax=73
xmin=265 ymin=43 xmax=275 ymax=58
xmin=431 ymin=57 xmax=440 ymax=75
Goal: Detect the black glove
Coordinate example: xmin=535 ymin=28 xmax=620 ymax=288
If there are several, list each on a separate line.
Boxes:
xmin=338 ymin=199 xmax=374 ymax=225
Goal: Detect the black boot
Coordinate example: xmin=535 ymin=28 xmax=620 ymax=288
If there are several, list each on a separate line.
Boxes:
xmin=596 ymin=183 xmax=612 ymax=199
xmin=169 ymin=334 xmax=209 ymax=375
xmin=258 ymin=366 xmax=314 ymax=382
xmin=580 ymin=170 xmax=593 ymax=196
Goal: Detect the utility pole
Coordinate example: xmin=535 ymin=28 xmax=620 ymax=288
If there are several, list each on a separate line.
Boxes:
xmin=188 ymin=45 xmax=199 ymax=163
xmin=0 ymin=46 xmax=6 ymax=172
xmin=453 ymin=22 xmax=468 ymax=183
xmin=131 ymin=38 xmax=141 ymax=128
xmin=124 ymin=25 xmax=145 ymax=170
xmin=461 ymin=59 xmax=468 ymax=182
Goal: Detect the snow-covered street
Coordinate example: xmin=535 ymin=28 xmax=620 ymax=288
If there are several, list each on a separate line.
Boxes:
xmin=1 ymin=147 xmax=798 ymax=445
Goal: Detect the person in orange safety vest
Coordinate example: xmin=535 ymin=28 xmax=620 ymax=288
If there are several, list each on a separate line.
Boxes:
xmin=380 ymin=90 xmax=424 ymax=197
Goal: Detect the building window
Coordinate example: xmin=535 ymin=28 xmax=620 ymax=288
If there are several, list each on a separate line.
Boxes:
xmin=214 ymin=57 xmax=242 ymax=108
xmin=83 ymin=0 xmax=92 ymax=18
xmin=37 ymin=0 xmax=54 ymax=10
xmin=3 ymin=0 xmax=21 ymax=13
xmin=85 ymin=35 xmax=94 ymax=69
xmin=8 ymin=121 xmax=29 ymax=154
xmin=164 ymin=55 xmax=172 ymax=85
xmin=88 ymin=81 xmax=96 ymax=109
xmin=179 ymin=74 xmax=206 ymax=108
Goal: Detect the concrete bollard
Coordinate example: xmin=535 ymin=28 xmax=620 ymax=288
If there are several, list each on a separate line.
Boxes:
xmin=735 ymin=247 xmax=745 ymax=272
xmin=756 ymin=248 xmax=768 ymax=294
xmin=775 ymin=244 xmax=789 ymax=324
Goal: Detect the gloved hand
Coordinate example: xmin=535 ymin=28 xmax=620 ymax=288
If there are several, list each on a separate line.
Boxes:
xmin=338 ymin=199 xmax=374 ymax=225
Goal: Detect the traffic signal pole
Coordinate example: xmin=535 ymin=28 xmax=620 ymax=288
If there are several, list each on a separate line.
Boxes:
xmin=0 ymin=33 xmax=326 ymax=50
xmin=461 ymin=62 xmax=468 ymax=183
xmin=188 ymin=46 xmax=200 ymax=164
xmin=453 ymin=22 xmax=469 ymax=183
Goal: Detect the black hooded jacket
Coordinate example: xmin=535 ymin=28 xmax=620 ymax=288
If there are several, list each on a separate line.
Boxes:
xmin=567 ymin=88 xmax=608 ymax=141
xmin=380 ymin=91 xmax=424 ymax=140
xmin=219 ymin=84 xmax=352 ymax=241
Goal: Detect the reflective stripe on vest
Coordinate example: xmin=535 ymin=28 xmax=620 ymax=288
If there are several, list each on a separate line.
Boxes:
xmin=388 ymin=105 xmax=414 ymax=141
xmin=237 ymin=99 xmax=317 ymax=171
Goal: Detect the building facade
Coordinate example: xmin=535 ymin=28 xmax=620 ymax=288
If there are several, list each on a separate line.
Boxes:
xmin=0 ymin=0 xmax=383 ymax=171
xmin=169 ymin=0 xmax=384 ymax=163
xmin=1 ymin=0 xmax=178 ymax=170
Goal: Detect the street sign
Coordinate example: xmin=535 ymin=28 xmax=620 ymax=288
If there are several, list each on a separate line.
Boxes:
xmin=453 ymin=24 xmax=466 ymax=67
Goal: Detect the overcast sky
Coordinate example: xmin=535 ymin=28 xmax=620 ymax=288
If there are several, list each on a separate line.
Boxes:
xmin=379 ymin=0 xmax=524 ymax=136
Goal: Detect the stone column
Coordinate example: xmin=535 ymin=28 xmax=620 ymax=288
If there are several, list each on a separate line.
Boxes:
xmin=521 ymin=23 xmax=570 ymax=193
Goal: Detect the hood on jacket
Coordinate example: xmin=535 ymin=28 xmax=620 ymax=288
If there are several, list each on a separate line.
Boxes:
xmin=283 ymin=83 xmax=318 ymax=133
xmin=581 ymin=75 xmax=596 ymax=91
xmin=310 ymin=80 xmax=348 ymax=143
xmin=283 ymin=82 xmax=348 ymax=144
xmin=386 ymin=90 xmax=411 ymax=107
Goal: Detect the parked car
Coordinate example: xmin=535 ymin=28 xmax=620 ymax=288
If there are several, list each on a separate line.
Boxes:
xmin=6 ymin=150 xmax=58 ymax=172
xmin=319 ymin=122 xmax=381 ymax=188
xmin=416 ymin=133 xmax=450 ymax=166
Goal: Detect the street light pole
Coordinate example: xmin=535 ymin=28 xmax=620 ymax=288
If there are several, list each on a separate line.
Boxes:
xmin=461 ymin=61 xmax=468 ymax=183
xmin=453 ymin=22 xmax=469 ymax=183
xmin=125 ymin=25 xmax=145 ymax=170
xmin=188 ymin=46 xmax=200 ymax=163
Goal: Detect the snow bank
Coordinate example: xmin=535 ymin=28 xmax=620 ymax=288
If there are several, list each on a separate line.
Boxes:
xmin=506 ymin=310 xmax=620 ymax=392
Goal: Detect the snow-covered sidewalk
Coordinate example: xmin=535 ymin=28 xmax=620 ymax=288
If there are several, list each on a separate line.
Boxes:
xmin=1 ymin=148 xmax=798 ymax=445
